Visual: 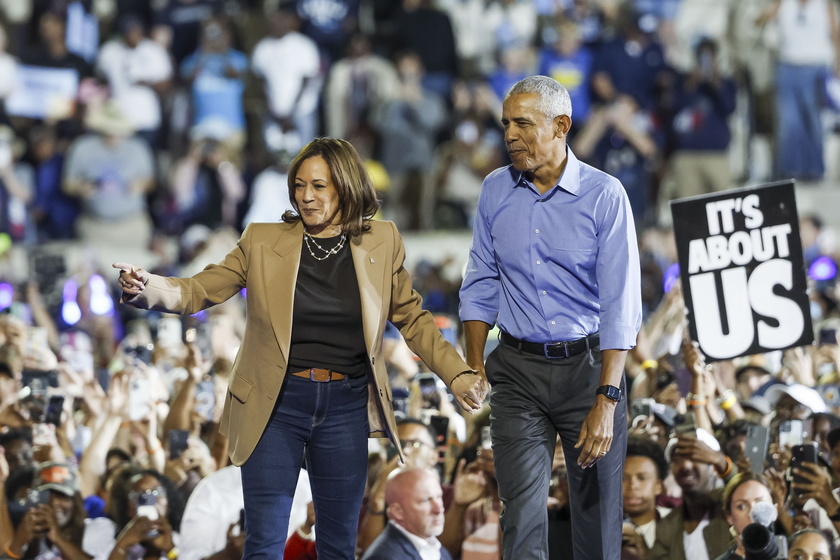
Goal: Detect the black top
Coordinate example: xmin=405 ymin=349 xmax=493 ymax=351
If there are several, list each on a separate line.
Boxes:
xmin=288 ymin=234 xmax=368 ymax=378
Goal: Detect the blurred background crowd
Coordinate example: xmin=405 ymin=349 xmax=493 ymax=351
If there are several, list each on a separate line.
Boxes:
xmin=3 ymin=0 xmax=840 ymax=559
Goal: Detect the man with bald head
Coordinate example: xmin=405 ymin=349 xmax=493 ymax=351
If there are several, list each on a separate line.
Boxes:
xmin=361 ymin=468 xmax=451 ymax=560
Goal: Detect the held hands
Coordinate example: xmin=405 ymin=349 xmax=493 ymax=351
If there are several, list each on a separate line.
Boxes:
xmin=112 ymin=262 xmax=150 ymax=296
xmin=449 ymin=370 xmax=489 ymax=414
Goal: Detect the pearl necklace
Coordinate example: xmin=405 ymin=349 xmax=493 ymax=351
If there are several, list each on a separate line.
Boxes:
xmin=304 ymin=231 xmax=346 ymax=261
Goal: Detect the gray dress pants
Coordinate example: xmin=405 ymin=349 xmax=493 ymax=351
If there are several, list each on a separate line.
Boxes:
xmin=486 ymin=342 xmax=627 ymax=560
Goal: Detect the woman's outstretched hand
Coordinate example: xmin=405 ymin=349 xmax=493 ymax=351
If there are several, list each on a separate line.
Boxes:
xmin=113 ymin=262 xmax=150 ymax=296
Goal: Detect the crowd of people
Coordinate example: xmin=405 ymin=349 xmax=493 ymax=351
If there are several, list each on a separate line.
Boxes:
xmin=3 ymin=0 xmax=840 ymax=559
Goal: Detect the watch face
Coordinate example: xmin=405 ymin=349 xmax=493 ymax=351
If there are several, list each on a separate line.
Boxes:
xmin=599 ymin=385 xmax=621 ymax=401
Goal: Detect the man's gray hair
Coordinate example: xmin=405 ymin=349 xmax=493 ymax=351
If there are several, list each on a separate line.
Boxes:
xmin=506 ymin=75 xmax=573 ymax=120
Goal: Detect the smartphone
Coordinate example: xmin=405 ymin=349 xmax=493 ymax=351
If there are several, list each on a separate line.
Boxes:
xmin=819 ymin=328 xmax=837 ymax=346
xmin=169 ymin=429 xmax=189 ymax=460
xmin=135 ymin=492 xmax=160 ymax=538
xmin=416 ymin=373 xmax=440 ymax=408
xmin=194 ymin=379 xmax=215 ymax=422
xmin=156 ymin=317 xmax=183 ymax=350
xmin=675 ymin=411 xmax=696 ymax=437
xmin=31 ymin=422 xmax=54 ymax=447
xmin=779 ymin=419 xmax=805 ymax=449
xmin=428 ymin=414 xmax=449 ymax=458
xmin=21 ymin=369 xmax=59 ymax=395
xmin=743 ymin=423 xmax=769 ymax=474
xmin=44 ymin=395 xmax=65 ymax=425
xmin=630 ymin=398 xmax=654 ymax=421
xmin=26 ymin=326 xmax=49 ymax=355
xmin=128 ymin=377 xmax=152 ymax=421
xmin=26 ymin=488 xmax=50 ymax=509
xmin=790 ymin=442 xmax=819 ymax=490
xmin=239 ymin=508 xmax=246 ymax=533
xmin=480 ymin=425 xmax=493 ymax=450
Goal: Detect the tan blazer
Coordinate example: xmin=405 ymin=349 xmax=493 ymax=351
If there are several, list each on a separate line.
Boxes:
xmin=125 ymin=220 xmax=471 ymax=465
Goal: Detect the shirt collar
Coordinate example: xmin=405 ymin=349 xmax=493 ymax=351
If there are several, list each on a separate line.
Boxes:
xmin=390 ymin=521 xmax=442 ymax=559
xmin=511 ymin=146 xmax=583 ymax=197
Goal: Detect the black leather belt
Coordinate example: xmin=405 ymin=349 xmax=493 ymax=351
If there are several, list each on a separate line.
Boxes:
xmin=500 ymin=331 xmax=599 ymax=359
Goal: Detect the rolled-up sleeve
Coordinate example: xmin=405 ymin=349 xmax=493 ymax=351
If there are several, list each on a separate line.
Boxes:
xmin=595 ymin=185 xmax=642 ymax=349
xmin=459 ymin=180 xmax=500 ymax=326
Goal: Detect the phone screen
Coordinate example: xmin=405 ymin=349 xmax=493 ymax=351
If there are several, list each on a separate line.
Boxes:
xmin=675 ymin=411 xmax=696 ymax=437
xmin=128 ymin=377 xmax=152 ymax=421
xmin=819 ymin=328 xmax=837 ymax=346
xmin=779 ymin=419 xmax=804 ymax=448
xmin=45 ymin=395 xmax=65 ymax=425
xmin=169 ymin=429 xmax=189 ymax=459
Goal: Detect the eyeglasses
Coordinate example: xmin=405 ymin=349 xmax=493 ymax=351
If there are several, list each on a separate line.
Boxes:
xmin=400 ymin=439 xmax=432 ymax=450
xmin=129 ymin=486 xmax=166 ymax=503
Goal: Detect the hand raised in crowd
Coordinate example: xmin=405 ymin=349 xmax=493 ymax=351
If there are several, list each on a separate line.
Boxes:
xmin=112 ymin=262 xmax=150 ymax=296
xmin=106 ymin=371 xmax=131 ymax=419
xmin=115 ymin=513 xmax=175 ymax=556
xmin=670 ymin=434 xmax=728 ymax=472
xmin=791 ymin=461 xmax=840 ymax=517
xmin=11 ymin=503 xmax=50 ymax=553
xmin=682 ymin=340 xmax=707 ymax=379
xmin=782 ymin=346 xmax=816 ymax=387
xmin=769 ymin=442 xmax=793 ymax=472
xmin=449 ymin=371 xmax=488 ymax=414
xmin=451 ymin=458 xmax=489 ymax=508
xmin=765 ymin=466 xmax=788 ymax=506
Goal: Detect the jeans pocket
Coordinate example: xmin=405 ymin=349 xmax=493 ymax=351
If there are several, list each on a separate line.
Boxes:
xmin=342 ymin=374 xmax=369 ymax=394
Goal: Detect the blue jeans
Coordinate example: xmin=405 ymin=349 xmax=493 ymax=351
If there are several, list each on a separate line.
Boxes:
xmin=240 ymin=373 xmax=370 ymax=560
xmin=776 ymin=62 xmax=826 ymax=180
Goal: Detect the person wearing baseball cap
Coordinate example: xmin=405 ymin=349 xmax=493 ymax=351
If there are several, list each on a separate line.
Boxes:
xmin=5 ymin=462 xmax=90 ymax=560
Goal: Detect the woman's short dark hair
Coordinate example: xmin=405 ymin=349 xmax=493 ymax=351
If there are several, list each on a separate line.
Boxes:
xmin=283 ymin=137 xmax=380 ymax=238
xmin=721 ymin=471 xmax=769 ymax=514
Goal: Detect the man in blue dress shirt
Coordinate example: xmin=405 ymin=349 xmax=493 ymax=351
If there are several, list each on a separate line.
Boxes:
xmin=459 ymin=75 xmax=642 ymax=560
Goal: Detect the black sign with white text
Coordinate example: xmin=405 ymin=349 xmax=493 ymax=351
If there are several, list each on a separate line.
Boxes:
xmin=670 ymin=181 xmax=813 ymax=361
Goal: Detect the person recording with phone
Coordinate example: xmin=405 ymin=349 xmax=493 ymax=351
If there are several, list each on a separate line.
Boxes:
xmin=114 ymin=137 xmax=487 ymax=560
xmin=784 ymin=441 xmax=840 ymax=542
xmin=104 ymin=469 xmax=184 ymax=560
xmin=5 ymin=462 xmax=91 ymax=560
xmin=650 ymin=429 xmax=733 ymax=560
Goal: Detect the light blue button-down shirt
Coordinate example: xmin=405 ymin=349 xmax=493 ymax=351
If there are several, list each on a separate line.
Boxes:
xmin=459 ymin=148 xmax=642 ymax=350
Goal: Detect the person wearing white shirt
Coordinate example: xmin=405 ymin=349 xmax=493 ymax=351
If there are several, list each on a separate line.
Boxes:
xmin=178 ymin=465 xmax=312 ymax=560
xmin=251 ymin=6 xmax=321 ymax=155
xmin=96 ymin=15 xmax=172 ymax=146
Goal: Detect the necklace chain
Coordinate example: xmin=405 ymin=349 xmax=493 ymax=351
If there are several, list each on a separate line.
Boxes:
xmin=304 ymin=231 xmax=346 ymax=261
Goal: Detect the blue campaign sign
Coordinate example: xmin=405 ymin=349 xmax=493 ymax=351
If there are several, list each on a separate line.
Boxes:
xmin=670 ymin=180 xmax=813 ymax=361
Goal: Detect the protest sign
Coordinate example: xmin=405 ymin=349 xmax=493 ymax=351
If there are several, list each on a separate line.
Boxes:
xmin=670 ymin=180 xmax=813 ymax=361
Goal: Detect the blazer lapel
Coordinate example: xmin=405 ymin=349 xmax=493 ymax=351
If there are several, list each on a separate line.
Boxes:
xmin=265 ymin=221 xmax=303 ymax=364
xmin=351 ymin=230 xmax=387 ymax=355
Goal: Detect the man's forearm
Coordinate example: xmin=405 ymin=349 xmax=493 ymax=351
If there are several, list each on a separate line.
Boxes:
xmin=599 ymin=349 xmax=628 ymax=389
xmin=463 ymin=320 xmax=492 ymax=371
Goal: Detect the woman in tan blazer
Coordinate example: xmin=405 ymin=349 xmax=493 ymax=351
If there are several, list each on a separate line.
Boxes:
xmin=113 ymin=138 xmax=487 ymax=560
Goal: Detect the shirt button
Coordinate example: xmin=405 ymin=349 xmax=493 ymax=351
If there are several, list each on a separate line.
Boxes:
xmin=536 ymin=260 xmax=541 ymax=265
xmin=542 ymin=290 xmax=547 ymax=295
xmin=535 ymin=229 xmax=540 ymax=234
xmin=551 ymin=321 xmax=556 ymax=325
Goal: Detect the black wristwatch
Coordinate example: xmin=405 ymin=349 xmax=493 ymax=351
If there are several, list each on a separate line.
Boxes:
xmin=596 ymin=385 xmax=622 ymax=402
